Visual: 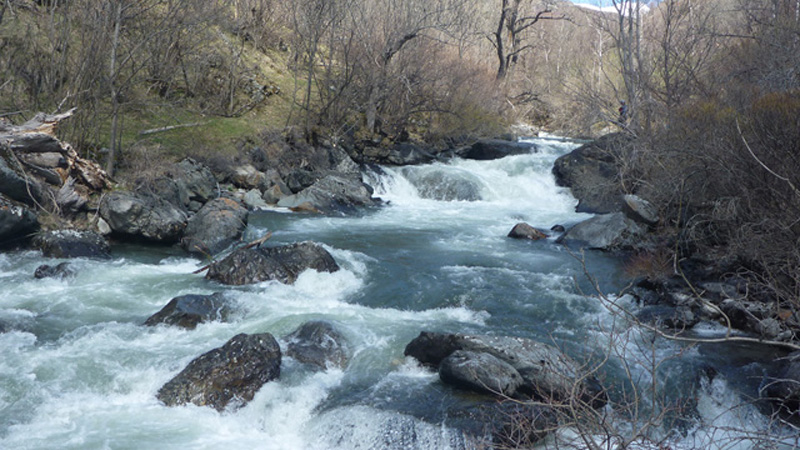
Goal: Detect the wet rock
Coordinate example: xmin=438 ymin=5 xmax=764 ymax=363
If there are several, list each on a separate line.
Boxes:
xmin=404 ymin=332 xmax=606 ymax=407
xmin=263 ymin=183 xmax=292 ymax=205
xmin=277 ymin=174 xmax=379 ymax=215
xmin=33 ymin=230 xmax=110 ymax=259
xmin=34 ymin=262 xmax=75 ymax=279
xmin=180 ymin=197 xmax=248 ymax=256
xmin=351 ymin=141 xmax=436 ymax=166
xmin=508 ymin=223 xmax=548 ymax=240
xmin=0 ymin=195 xmax=39 ymax=248
xmin=284 ymin=320 xmax=351 ymax=370
xmin=206 ymin=241 xmax=339 ymax=285
xmin=156 ymin=333 xmax=281 ymax=411
xmin=557 ymin=213 xmax=645 ymax=251
xmin=459 ymin=139 xmax=536 ymax=161
xmin=144 ymin=293 xmax=233 ymax=329
xmin=285 ymin=169 xmax=319 ymax=193
xmin=552 ymin=133 xmax=633 ymax=213
xmin=623 ymin=194 xmax=659 ymax=225
xmin=99 ymin=190 xmax=187 ymax=243
xmin=439 ymin=350 xmax=523 ymax=396
xmin=242 ymin=189 xmax=268 ymax=209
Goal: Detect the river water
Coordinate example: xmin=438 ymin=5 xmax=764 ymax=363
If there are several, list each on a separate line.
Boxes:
xmin=0 ymin=137 xmax=793 ymax=449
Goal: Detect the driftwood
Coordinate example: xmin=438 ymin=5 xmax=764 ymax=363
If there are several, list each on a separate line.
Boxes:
xmin=0 ymin=108 xmax=112 ymax=196
xmin=192 ymin=231 xmax=273 ymax=274
xmin=139 ymin=122 xmax=205 ymax=136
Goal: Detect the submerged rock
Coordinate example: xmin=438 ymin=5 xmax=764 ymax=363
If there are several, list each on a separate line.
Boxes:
xmin=33 ymin=230 xmax=110 ymax=259
xmin=206 ymin=241 xmax=340 ymax=285
xmin=284 ymin=320 xmax=351 ymax=370
xmin=508 ymin=223 xmax=548 ymax=241
xmin=34 ymin=262 xmax=75 ymax=279
xmin=156 ymin=333 xmax=281 ymax=411
xmin=144 ymin=293 xmax=233 ymax=329
xmin=404 ymin=331 xmax=606 ymax=407
xmin=180 ymin=197 xmax=248 ymax=256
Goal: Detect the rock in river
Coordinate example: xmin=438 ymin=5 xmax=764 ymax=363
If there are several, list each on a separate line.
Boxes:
xmin=180 ymin=197 xmax=248 ymax=256
xmin=284 ymin=320 xmax=351 ymax=370
xmin=144 ymin=293 xmax=233 ymax=329
xmin=156 ymin=333 xmax=281 ymax=411
xmin=33 ymin=229 xmax=110 ymax=259
xmin=206 ymin=241 xmax=340 ymax=285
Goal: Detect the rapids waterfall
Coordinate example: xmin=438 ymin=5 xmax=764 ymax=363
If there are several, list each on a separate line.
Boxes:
xmin=0 ymin=137 xmax=791 ymax=449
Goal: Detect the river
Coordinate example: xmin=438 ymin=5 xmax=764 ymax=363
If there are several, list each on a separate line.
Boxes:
xmin=0 ymin=136 xmax=792 ymax=449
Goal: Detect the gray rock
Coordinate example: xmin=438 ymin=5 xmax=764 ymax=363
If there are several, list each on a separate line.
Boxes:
xmin=206 ymin=241 xmax=340 ymax=285
xmin=439 ymin=350 xmax=523 ymax=396
xmin=636 ymin=305 xmax=698 ymax=330
xmin=508 ymin=223 xmax=548 ymax=240
xmin=459 ymin=139 xmax=536 ymax=161
xmin=34 ymin=262 xmax=75 ymax=279
xmin=156 ymin=333 xmax=281 ymax=411
xmin=0 ymin=157 xmax=46 ymax=205
xmin=492 ymin=402 xmax=558 ymax=448
xmin=404 ymin=332 xmax=606 ymax=407
xmin=285 ymin=169 xmax=318 ymax=193
xmin=350 ymin=142 xmax=436 ymax=166
xmin=765 ymin=351 xmax=800 ymax=415
xmin=756 ymin=318 xmax=783 ymax=340
xmin=99 ymin=190 xmax=188 ymax=243
xmin=263 ymin=183 xmax=291 ymax=205
xmin=623 ymin=194 xmax=659 ymax=225
xmin=230 ymin=164 xmax=266 ymax=190
xmin=557 ymin=213 xmax=645 ymax=251
xmin=180 ymin=197 xmax=248 ymax=256
xmin=242 ymin=189 xmax=268 ymax=209
xmin=277 ymin=174 xmax=379 ymax=215
xmin=552 ymin=133 xmax=633 ymax=213
xmin=0 ymin=195 xmax=39 ymax=248
xmin=284 ymin=320 xmax=351 ymax=370
xmin=33 ymin=230 xmax=110 ymax=259
xmin=144 ymin=293 xmax=233 ymax=329
xmin=170 ymin=158 xmax=218 ymax=206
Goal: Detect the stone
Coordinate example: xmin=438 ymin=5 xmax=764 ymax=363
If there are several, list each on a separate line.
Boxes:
xmin=508 ymin=223 xmax=548 ymax=240
xmin=156 ymin=333 xmax=281 ymax=411
xmin=230 ymin=164 xmax=266 ymax=190
xmin=458 ymin=139 xmax=537 ymax=161
xmin=34 ymin=262 xmax=75 ymax=279
xmin=284 ymin=320 xmax=351 ymax=370
xmin=557 ymin=213 xmax=645 ymax=251
xmin=180 ymin=197 xmax=248 ymax=256
xmin=170 ymin=158 xmax=218 ymax=206
xmin=144 ymin=293 xmax=233 ymax=329
xmin=33 ymin=229 xmax=110 ymax=259
xmin=623 ymin=194 xmax=659 ymax=225
xmin=99 ymin=190 xmax=187 ymax=243
xmin=242 ymin=189 xmax=268 ymax=209
xmin=439 ymin=350 xmax=523 ymax=396
xmin=206 ymin=241 xmax=340 ymax=285
xmin=277 ymin=174 xmax=379 ymax=215
xmin=0 ymin=195 xmax=39 ymax=248
xmin=765 ymin=351 xmax=800 ymax=415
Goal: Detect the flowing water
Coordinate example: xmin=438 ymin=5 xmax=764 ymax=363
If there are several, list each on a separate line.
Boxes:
xmin=0 ymin=137 xmax=793 ymax=449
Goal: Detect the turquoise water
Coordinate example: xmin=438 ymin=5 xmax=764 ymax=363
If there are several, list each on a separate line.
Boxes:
xmin=0 ymin=137 xmax=785 ymax=449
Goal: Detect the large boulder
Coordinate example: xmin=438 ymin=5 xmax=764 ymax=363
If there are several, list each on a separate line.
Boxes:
xmin=99 ymin=190 xmax=187 ymax=243
xmin=169 ymin=158 xmax=218 ymax=206
xmin=156 ymin=333 xmax=281 ymax=411
xmin=144 ymin=293 xmax=233 ymax=329
xmin=439 ymin=350 xmax=523 ymax=397
xmin=277 ymin=174 xmax=379 ymax=215
xmin=354 ymin=142 xmax=436 ymax=166
xmin=33 ymin=230 xmax=110 ymax=259
xmin=557 ymin=213 xmax=645 ymax=251
xmin=552 ymin=133 xmax=633 ymax=213
xmin=284 ymin=320 xmax=351 ymax=370
xmin=404 ymin=332 xmax=606 ymax=407
xmin=0 ymin=195 xmax=39 ymax=248
xmin=181 ymin=197 xmax=248 ymax=256
xmin=34 ymin=262 xmax=75 ymax=279
xmin=206 ymin=241 xmax=340 ymax=285
xmin=458 ymin=139 xmax=536 ymax=161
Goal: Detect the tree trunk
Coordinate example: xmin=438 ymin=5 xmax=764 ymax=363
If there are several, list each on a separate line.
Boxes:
xmin=106 ymin=2 xmax=123 ymax=176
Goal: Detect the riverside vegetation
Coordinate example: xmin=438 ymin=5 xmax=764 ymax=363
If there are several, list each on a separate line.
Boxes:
xmin=3 ymin=0 xmax=800 ymax=448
